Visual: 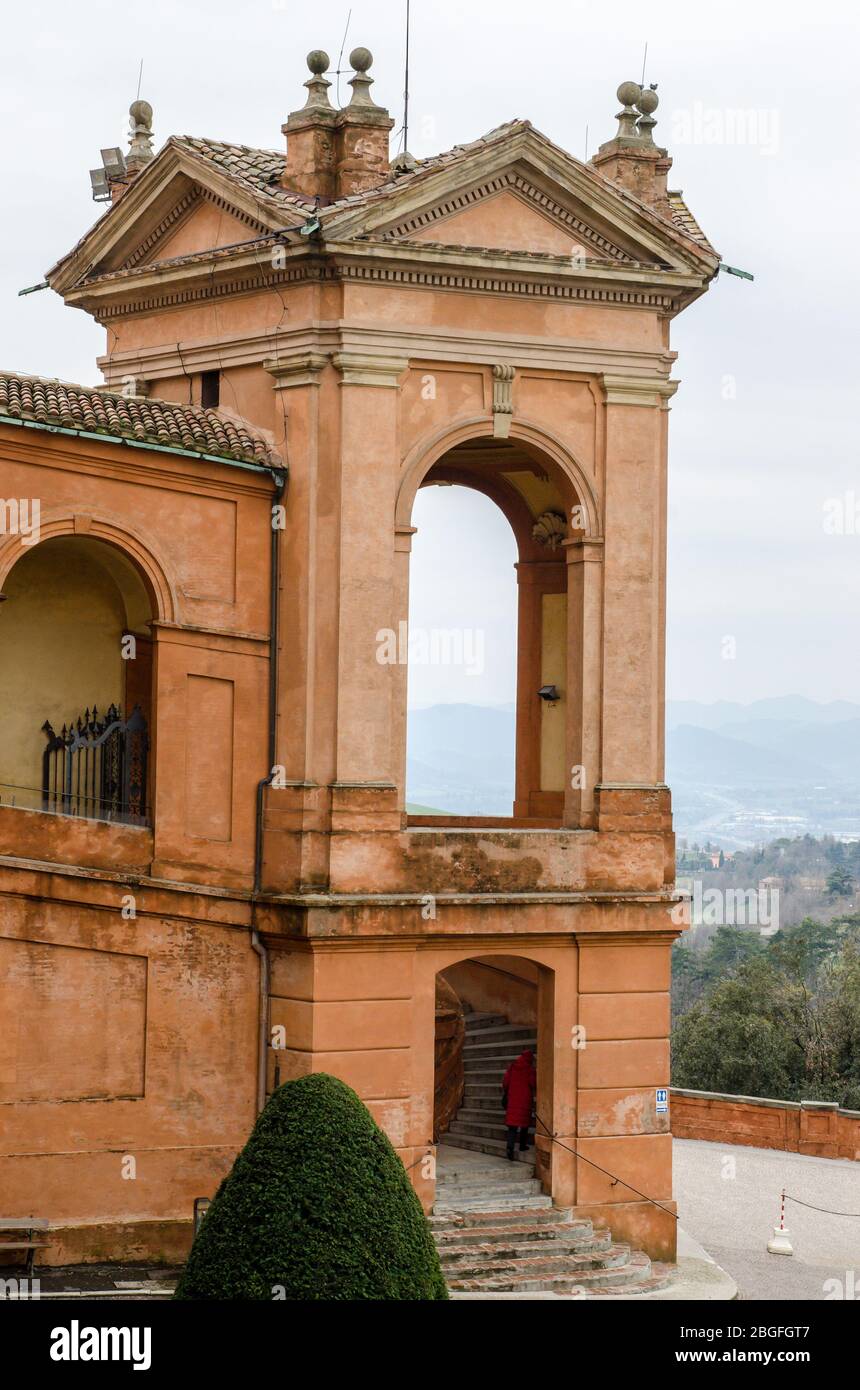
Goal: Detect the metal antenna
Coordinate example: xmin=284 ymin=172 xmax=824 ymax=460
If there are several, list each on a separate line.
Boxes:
xmin=136 ymin=59 xmax=144 ymax=101
xmin=336 ymin=8 xmax=352 ymax=106
xmin=403 ymin=0 xmax=411 ymax=152
xmin=640 ymin=41 xmax=648 ymax=87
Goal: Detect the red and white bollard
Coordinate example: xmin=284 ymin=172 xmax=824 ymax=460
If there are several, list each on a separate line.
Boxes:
xmin=767 ymin=1189 xmax=794 ymax=1256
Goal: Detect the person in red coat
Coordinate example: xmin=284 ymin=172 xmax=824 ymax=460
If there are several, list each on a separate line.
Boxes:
xmin=502 ymin=1049 xmax=536 ymax=1160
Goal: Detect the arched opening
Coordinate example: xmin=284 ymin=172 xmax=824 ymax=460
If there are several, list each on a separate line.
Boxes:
xmin=403 ymin=432 xmax=589 ymax=827
xmin=0 ymin=536 xmax=156 ymax=823
xmin=407 ymin=485 xmax=518 ymax=816
xmin=432 ymin=955 xmax=558 ymax=1209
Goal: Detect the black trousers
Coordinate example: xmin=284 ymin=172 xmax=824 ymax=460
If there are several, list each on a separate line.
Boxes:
xmin=506 ymin=1125 xmax=530 ymax=1155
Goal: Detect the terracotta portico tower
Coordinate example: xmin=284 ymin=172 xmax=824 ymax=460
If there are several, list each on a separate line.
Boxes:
xmin=1 ymin=55 xmax=718 ymax=1263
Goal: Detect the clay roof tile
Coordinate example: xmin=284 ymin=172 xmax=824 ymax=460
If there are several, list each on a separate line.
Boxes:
xmin=0 ymin=371 xmax=282 ymax=471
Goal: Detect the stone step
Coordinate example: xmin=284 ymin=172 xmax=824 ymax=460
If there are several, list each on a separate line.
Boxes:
xmin=436 ymin=1167 xmax=536 ymax=1188
xmin=434 ymin=1194 xmax=554 ymax=1216
xmin=430 ymin=1204 xmax=572 ymax=1231
xmin=437 ymin=1230 xmax=612 ymax=1261
xmin=463 ymin=1024 xmax=537 ymax=1045
xmin=452 ymin=1107 xmax=528 ymax=1129
xmin=436 ymin=1219 xmax=601 ymax=1249
xmin=462 ymin=1096 xmax=508 ymax=1112
xmin=447 ymin=1251 xmax=656 ymax=1295
xmin=440 ymin=1241 xmax=633 ymax=1277
xmin=436 ymin=1173 xmax=535 ymax=1191
xmin=448 ymin=1120 xmax=535 ymax=1145
xmin=441 ymin=1135 xmax=534 ymax=1161
xmin=461 ymin=1013 xmax=508 ymax=1031
xmin=437 ymin=1180 xmax=544 ymax=1204
xmin=463 ymin=1038 xmax=537 ymax=1058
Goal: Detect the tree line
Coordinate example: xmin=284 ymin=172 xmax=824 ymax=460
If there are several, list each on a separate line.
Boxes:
xmin=671 ymin=914 xmax=860 ymax=1109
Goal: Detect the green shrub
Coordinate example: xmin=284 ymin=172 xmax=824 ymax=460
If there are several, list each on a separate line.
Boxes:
xmin=174 ymin=1072 xmax=448 ymax=1301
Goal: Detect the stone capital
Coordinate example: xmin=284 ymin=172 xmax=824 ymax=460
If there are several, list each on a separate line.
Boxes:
xmin=600 ymin=373 xmax=678 ymax=408
xmin=264 ymin=353 xmax=329 ymax=389
xmin=332 ymin=353 xmax=409 ymax=387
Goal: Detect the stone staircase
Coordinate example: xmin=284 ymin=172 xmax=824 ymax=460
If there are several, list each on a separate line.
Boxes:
xmin=432 ymin=1145 xmax=670 ymax=1295
xmin=433 ymin=1011 xmax=670 ymax=1296
xmin=444 ymin=1011 xmax=538 ymax=1160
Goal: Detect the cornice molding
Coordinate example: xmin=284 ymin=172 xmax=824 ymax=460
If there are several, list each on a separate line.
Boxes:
xmin=85 ymin=258 xmax=680 ymax=323
xmin=98 ymin=325 xmax=677 ymax=391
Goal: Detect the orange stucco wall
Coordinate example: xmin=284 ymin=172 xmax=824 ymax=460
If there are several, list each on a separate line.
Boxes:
xmin=0 ymin=107 xmax=715 ymax=1266
xmin=671 ymin=1089 xmax=860 ymax=1162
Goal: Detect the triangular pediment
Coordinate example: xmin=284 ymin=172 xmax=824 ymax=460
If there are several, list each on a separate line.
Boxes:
xmin=323 ymin=124 xmax=716 ymax=276
xmin=48 ymin=139 xmax=306 ymax=294
xmin=130 ymin=190 xmax=270 ymax=270
xmin=386 ymin=177 xmax=637 ymax=262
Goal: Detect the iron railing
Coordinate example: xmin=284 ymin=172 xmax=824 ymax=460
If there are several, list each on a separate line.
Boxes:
xmin=41 ymin=704 xmax=149 ymax=825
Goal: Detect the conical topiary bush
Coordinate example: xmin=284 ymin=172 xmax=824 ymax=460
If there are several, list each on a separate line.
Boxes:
xmin=174 ymin=1072 xmax=448 ymax=1300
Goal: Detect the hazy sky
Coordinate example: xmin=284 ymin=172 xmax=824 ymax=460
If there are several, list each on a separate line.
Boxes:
xmin=2 ymin=1 xmax=857 ymax=707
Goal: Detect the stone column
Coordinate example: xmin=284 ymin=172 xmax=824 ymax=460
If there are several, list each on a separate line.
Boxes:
xmin=331 ymin=353 xmax=408 ymax=831
xmin=563 ymin=536 xmax=604 ymax=828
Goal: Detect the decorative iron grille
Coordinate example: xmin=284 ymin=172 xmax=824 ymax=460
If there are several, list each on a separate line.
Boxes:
xmin=41 ymin=704 xmax=149 ymax=824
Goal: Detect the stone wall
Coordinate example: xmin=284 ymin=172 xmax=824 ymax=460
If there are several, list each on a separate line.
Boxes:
xmin=671 ymin=1088 xmax=860 ymax=1161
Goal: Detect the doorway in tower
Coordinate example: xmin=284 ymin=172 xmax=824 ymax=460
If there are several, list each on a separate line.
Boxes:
xmin=433 ymin=957 xmax=541 ymax=1162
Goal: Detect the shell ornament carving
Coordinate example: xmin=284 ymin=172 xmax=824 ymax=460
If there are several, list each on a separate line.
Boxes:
xmin=532 ymin=510 xmax=568 ymax=549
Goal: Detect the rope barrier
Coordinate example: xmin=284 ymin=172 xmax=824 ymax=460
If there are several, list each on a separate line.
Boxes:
xmin=534 ymin=1111 xmax=678 ymax=1220
xmin=783 ymin=1193 xmax=860 ymax=1218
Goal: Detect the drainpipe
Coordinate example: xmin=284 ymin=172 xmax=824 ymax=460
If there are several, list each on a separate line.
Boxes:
xmin=251 ymin=470 xmax=286 ymax=1113
xmin=250 ymin=930 xmax=269 ymax=1115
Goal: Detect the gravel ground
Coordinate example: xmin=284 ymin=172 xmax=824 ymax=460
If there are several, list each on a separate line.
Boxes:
xmin=674 ymin=1138 xmax=860 ymax=1301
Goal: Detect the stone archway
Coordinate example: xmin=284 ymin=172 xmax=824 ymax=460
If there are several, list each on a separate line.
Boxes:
xmin=0 ymin=533 xmax=158 ymax=822
xmin=396 ymin=423 xmax=604 ymax=829
xmin=426 ymin=950 xmax=571 ymax=1207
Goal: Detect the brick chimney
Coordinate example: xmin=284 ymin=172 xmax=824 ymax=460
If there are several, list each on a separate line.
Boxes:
xmin=590 ymin=81 xmax=672 ymax=218
xmin=333 ymin=48 xmax=394 ymax=198
xmin=281 ymin=51 xmax=338 ymax=200
xmin=282 ymin=48 xmax=393 ymax=203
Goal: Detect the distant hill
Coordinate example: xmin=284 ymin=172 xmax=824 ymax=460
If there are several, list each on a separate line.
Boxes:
xmin=667 ymin=697 xmax=860 ymax=731
xmin=405 ymin=698 xmax=860 ymax=844
xmin=666 ymin=724 xmax=830 ymax=785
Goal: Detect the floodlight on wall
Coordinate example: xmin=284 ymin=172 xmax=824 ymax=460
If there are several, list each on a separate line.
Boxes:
xmin=90 ymin=147 xmax=128 ymax=202
xmin=538 ymin=685 xmax=560 ymax=702
xmin=100 ymin=147 xmax=127 ymax=180
xmin=90 ymin=167 xmax=111 ymax=202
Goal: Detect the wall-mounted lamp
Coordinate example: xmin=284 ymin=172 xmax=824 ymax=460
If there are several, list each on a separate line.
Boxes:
xmin=538 ymin=684 xmax=560 ymax=702
xmin=193 ymin=1197 xmax=211 ymax=1234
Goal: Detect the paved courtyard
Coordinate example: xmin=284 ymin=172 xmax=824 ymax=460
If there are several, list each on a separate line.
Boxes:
xmin=674 ymin=1138 xmax=860 ymax=1301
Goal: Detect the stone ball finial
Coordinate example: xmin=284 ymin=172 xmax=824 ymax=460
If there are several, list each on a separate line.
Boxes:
xmin=350 ymin=46 xmax=373 ymax=73
xmin=636 ymin=86 xmax=659 ymax=115
xmin=306 ymin=49 xmax=330 ymax=75
xmin=617 ymin=80 xmax=642 ymax=107
xmin=129 ymin=99 xmax=153 ymax=128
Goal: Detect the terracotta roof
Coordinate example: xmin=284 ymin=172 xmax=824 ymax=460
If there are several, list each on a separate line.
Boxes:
xmin=50 ymin=119 xmax=716 ymax=294
xmin=177 ymin=121 xmax=715 ymax=254
xmin=174 ymin=121 xmax=533 ymax=221
xmin=0 ymin=372 xmax=282 ymax=470
xmin=173 ymin=135 xmax=316 ymax=213
xmin=665 ymin=191 xmax=716 ymax=254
